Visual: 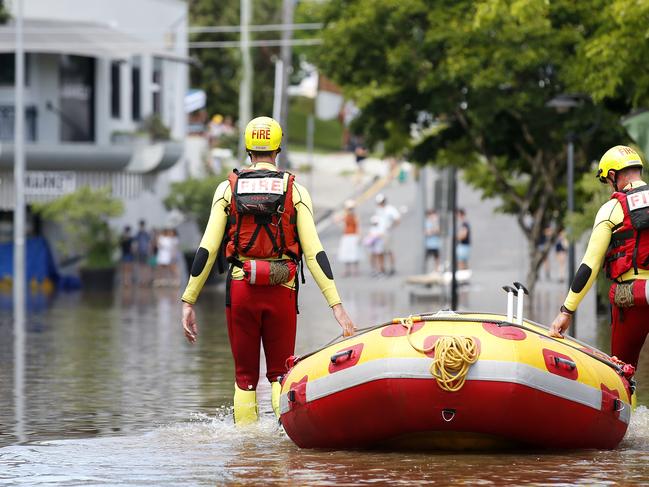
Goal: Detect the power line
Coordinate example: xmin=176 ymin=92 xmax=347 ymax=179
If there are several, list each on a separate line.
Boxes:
xmin=189 ymin=38 xmax=322 ymax=49
xmin=0 ymin=23 xmax=323 ymax=35
xmin=188 ymin=22 xmax=322 ymax=34
xmin=0 ymin=39 xmax=322 ymax=50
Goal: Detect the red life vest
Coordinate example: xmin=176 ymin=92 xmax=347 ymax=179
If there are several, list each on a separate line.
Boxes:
xmin=225 ymin=168 xmax=300 ymax=262
xmin=604 ymin=184 xmax=649 ymax=280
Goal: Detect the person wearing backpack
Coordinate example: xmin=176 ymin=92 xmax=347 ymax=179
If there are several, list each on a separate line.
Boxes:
xmin=180 ymin=116 xmax=356 ymax=424
xmin=550 ymin=145 xmax=649 ymax=371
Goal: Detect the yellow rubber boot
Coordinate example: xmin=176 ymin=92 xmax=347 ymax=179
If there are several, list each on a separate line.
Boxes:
xmin=271 ymin=381 xmax=281 ymax=419
xmin=233 ymin=385 xmax=258 ymax=425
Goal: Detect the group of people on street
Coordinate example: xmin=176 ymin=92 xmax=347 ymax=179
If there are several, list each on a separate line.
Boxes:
xmin=119 ymin=221 xmax=180 ymax=287
xmin=335 ymin=193 xmax=401 ymax=277
xmin=179 ymin=113 xmax=649 ymax=425
xmin=336 ymin=191 xmax=474 ymax=278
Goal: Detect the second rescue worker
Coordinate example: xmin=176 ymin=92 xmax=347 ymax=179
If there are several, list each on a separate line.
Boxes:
xmin=550 ymin=145 xmax=649 ymax=370
xmin=181 ymin=116 xmax=356 ymax=424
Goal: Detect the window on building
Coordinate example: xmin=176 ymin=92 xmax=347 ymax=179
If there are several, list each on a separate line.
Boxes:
xmin=152 ymin=58 xmax=164 ymax=116
xmin=59 ymin=55 xmax=95 ymax=142
xmin=132 ymin=65 xmax=141 ymax=121
xmin=0 ymin=53 xmax=30 ymax=86
xmin=152 ymin=66 xmax=162 ymax=115
xmin=110 ymin=61 xmax=121 ymax=119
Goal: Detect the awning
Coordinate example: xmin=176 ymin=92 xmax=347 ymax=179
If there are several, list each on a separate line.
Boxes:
xmin=0 ymin=18 xmax=193 ymax=63
xmin=0 ymin=141 xmax=184 ymax=173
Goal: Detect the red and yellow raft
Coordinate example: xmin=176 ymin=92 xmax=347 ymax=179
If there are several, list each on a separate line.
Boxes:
xmin=279 ymin=312 xmax=635 ymax=450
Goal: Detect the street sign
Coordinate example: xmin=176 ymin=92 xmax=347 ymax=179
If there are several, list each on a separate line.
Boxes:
xmin=25 ymin=171 xmax=76 ymax=196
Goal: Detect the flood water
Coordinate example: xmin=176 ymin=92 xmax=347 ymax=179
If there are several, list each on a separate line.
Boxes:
xmin=1 ymin=283 xmax=649 ymax=486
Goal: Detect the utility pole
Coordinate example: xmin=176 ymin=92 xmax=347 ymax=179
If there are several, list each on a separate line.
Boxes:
xmin=238 ymin=0 xmax=252 ymax=161
xmin=449 ymin=167 xmax=458 ymax=310
xmin=13 ymin=0 xmax=26 ymax=328
xmin=567 ymin=136 xmax=576 ymax=337
xmin=306 ymin=114 xmax=314 ymax=193
xmin=272 ymin=58 xmax=283 ymax=121
xmin=278 ymin=0 xmax=295 ymax=168
xmin=13 ymin=0 xmax=26 ymax=444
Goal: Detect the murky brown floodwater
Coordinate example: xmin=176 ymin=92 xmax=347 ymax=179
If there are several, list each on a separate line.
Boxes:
xmin=1 ymin=283 xmax=649 ymax=486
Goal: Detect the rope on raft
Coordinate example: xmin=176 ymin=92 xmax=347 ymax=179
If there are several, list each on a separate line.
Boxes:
xmin=399 ymin=316 xmax=479 ymax=392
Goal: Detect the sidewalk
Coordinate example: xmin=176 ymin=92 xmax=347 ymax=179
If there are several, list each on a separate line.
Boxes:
xmin=289 ymin=151 xmax=391 ymax=220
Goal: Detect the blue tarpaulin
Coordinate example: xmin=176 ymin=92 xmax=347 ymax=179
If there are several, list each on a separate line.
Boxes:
xmin=0 ymin=237 xmax=60 ymax=284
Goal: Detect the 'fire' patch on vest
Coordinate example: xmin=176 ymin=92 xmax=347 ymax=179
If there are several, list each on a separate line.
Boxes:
xmin=627 ymin=189 xmax=649 ymax=212
xmin=237 ymin=177 xmax=284 ymax=195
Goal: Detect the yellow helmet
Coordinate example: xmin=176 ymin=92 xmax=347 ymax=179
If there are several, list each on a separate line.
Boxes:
xmin=597 ymin=145 xmax=643 ymax=183
xmin=244 ymin=116 xmax=282 ymax=151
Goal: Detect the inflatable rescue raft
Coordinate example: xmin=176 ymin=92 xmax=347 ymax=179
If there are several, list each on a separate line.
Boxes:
xmin=279 ymin=306 xmax=635 ymax=450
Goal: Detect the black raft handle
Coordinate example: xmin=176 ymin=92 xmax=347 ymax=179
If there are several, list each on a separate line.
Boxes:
xmin=553 ymin=356 xmax=576 ymax=370
xmin=330 ymin=349 xmax=353 ymax=365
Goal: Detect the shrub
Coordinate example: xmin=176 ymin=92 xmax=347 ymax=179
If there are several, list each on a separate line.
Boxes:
xmin=33 ymin=186 xmax=124 ymax=269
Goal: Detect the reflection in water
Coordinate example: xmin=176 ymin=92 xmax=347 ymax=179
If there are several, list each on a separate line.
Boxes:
xmin=13 ymin=304 xmax=26 ymax=445
xmin=1 ymin=286 xmax=649 ymax=485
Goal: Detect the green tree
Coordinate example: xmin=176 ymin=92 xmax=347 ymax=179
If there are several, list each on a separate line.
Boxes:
xmin=33 ymin=187 xmax=124 ymax=269
xmin=0 ymin=1 xmax=8 ymax=24
xmin=164 ymin=174 xmax=227 ymax=231
xmin=189 ymin=0 xmax=282 ymax=121
xmin=574 ymin=0 xmax=649 ymax=107
xmin=315 ymin=0 xmax=638 ymax=290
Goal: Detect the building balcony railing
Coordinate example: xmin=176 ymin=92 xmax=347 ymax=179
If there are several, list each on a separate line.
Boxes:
xmin=0 ymin=105 xmax=38 ymax=142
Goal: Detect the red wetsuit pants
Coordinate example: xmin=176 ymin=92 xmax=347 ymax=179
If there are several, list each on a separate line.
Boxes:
xmin=610 ymin=281 xmax=649 ymax=369
xmin=226 ymin=279 xmax=297 ymax=390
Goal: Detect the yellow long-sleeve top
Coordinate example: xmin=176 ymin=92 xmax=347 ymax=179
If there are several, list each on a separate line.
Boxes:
xmin=181 ymin=163 xmax=342 ymax=307
xmin=564 ymin=180 xmax=649 ymax=312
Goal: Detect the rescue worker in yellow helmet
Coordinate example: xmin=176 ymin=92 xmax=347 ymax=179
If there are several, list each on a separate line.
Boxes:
xmin=181 ymin=116 xmax=357 ymax=424
xmin=550 ymin=145 xmax=649 ymax=371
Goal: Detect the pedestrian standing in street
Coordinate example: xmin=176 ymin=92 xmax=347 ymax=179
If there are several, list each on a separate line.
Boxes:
xmin=156 ymin=228 xmax=179 ymax=286
xmin=181 ymin=116 xmax=356 ymax=425
xmin=456 ymin=209 xmax=471 ymax=270
xmin=134 ymin=219 xmax=151 ymax=286
xmin=550 ymin=146 xmax=649 ymax=370
xmin=364 ymin=215 xmax=386 ymax=276
xmin=119 ymin=225 xmax=135 ymax=286
xmin=354 ymin=143 xmax=368 ymax=167
xmin=354 ymin=142 xmax=368 ymax=185
xmin=149 ymin=228 xmax=159 ymax=279
xmin=337 ymin=199 xmax=360 ymax=277
xmin=555 ymin=230 xmax=568 ymax=282
xmin=424 ymin=209 xmax=441 ymax=272
xmin=374 ymin=193 xmax=401 ymax=275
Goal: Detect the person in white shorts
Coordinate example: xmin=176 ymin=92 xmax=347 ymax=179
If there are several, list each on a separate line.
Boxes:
xmin=374 ymin=194 xmax=401 ymax=275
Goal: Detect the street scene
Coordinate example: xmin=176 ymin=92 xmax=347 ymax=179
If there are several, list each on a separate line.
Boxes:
xmin=2 ymin=0 xmax=649 ymax=485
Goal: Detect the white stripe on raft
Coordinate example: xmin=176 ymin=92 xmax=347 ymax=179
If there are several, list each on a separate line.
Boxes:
xmin=279 ymin=358 xmax=631 ymax=424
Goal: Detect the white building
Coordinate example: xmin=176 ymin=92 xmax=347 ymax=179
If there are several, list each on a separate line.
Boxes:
xmin=0 ymin=0 xmax=189 ymax=229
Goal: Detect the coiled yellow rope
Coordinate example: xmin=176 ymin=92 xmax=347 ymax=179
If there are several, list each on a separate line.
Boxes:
xmin=399 ymin=316 xmax=479 ymax=392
